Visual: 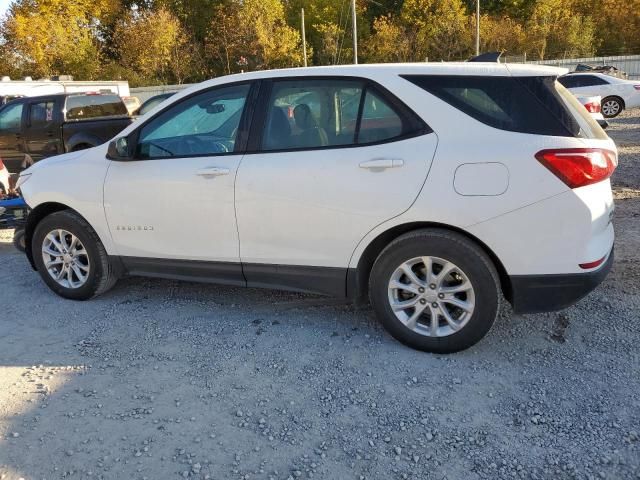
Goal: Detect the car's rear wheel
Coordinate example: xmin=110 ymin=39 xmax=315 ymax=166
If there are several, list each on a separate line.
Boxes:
xmin=601 ymin=96 xmax=623 ymax=118
xmin=32 ymin=210 xmax=117 ymax=300
xmin=369 ymin=229 xmax=500 ymax=353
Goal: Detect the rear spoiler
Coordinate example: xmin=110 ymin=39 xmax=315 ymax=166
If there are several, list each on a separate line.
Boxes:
xmin=468 ymin=51 xmax=503 ymax=63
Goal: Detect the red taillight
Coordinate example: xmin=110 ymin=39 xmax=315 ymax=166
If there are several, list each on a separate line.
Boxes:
xmin=535 ymin=148 xmax=617 ymax=189
xmin=0 ymin=157 xmax=4 ymax=169
xmin=583 ymin=101 xmax=600 ymax=113
xmin=579 ymin=256 xmax=606 ymax=270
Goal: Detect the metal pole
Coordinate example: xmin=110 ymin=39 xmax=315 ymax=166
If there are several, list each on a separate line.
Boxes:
xmin=351 ymin=0 xmax=358 ymax=64
xmin=475 ymin=0 xmax=480 ymax=56
xmin=301 ymin=8 xmax=307 ymax=67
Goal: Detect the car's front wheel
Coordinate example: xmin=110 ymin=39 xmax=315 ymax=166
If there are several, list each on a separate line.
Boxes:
xmin=369 ymin=229 xmax=500 ymax=353
xmin=32 ymin=210 xmax=117 ymax=300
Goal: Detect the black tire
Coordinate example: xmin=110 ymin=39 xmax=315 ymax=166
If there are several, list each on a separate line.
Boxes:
xmin=12 ymin=228 xmax=25 ymax=252
xmin=369 ymin=229 xmax=500 ymax=353
xmin=601 ymin=96 xmax=623 ymax=118
xmin=32 ymin=210 xmax=118 ymax=300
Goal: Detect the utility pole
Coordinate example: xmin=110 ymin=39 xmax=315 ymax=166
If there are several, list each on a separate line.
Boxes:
xmin=301 ymin=8 xmax=307 ymax=67
xmin=475 ymin=0 xmax=480 ymax=56
xmin=351 ymin=0 xmax=358 ymax=64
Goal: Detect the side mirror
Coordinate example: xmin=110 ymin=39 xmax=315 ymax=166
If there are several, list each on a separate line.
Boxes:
xmin=107 ymin=136 xmax=133 ymax=161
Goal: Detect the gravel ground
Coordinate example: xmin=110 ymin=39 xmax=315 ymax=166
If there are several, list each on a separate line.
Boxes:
xmin=1 ymin=111 xmax=639 ymax=480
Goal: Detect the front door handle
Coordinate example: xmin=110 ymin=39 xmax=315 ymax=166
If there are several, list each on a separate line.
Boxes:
xmin=359 ymin=158 xmax=404 ymax=169
xmin=196 ymin=167 xmax=230 ymax=177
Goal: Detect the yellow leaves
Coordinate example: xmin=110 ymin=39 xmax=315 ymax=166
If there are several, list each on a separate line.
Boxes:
xmin=526 ymin=0 xmax=596 ymax=59
xmin=206 ymin=0 xmax=302 ymax=74
xmin=115 ymin=8 xmax=191 ymax=83
xmin=366 ymin=0 xmax=470 ymax=62
xmin=4 ymin=0 xmax=101 ymax=78
xmin=478 ymin=15 xmax=525 ymax=54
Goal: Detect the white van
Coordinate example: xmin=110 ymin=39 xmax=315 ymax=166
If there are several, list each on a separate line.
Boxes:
xmin=0 ymin=77 xmax=130 ymax=104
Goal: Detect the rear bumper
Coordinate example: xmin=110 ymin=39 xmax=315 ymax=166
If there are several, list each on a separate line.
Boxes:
xmin=509 ymin=248 xmax=613 ymax=314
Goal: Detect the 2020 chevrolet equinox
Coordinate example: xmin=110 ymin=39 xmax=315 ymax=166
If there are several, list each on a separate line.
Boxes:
xmin=17 ymin=63 xmax=616 ymax=353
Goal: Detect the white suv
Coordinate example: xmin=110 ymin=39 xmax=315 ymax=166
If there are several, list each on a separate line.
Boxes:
xmin=17 ymin=64 xmax=616 ymax=353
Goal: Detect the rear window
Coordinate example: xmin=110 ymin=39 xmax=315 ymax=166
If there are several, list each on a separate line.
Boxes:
xmin=553 ymin=81 xmax=608 ymax=140
xmin=65 ymin=95 xmax=128 ymax=120
xmin=402 ymin=75 xmax=603 ymax=138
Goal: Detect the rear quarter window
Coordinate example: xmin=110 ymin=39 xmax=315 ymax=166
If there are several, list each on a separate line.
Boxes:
xmin=402 ymin=74 xmax=593 ymax=138
xmin=65 ymin=95 xmax=128 ymax=120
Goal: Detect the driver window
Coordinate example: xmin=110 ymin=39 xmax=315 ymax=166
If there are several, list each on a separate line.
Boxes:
xmin=136 ymin=84 xmax=250 ymax=159
xmin=0 ymin=102 xmax=24 ymax=130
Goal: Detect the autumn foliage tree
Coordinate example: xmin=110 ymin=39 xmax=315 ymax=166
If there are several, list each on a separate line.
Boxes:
xmin=114 ymin=7 xmax=195 ymax=84
xmin=0 ymin=0 xmax=639 ymax=84
xmin=206 ymin=0 xmax=302 ymax=75
xmin=0 ymin=0 xmax=110 ymax=78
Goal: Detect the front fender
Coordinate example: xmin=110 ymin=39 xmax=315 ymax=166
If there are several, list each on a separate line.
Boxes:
xmin=20 ymin=146 xmax=115 ymax=257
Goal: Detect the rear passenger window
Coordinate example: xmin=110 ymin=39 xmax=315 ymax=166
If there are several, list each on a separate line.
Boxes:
xmin=261 ymin=79 xmax=425 ymax=151
xmin=358 ymin=90 xmax=403 ymax=144
xmin=403 ymin=75 xmax=581 ymax=137
xmin=579 ymin=75 xmax=610 ymax=86
xmin=29 ymin=101 xmax=55 ymax=126
xmin=558 ymin=76 xmax=580 ymax=88
xmin=262 ymin=80 xmax=361 ymax=151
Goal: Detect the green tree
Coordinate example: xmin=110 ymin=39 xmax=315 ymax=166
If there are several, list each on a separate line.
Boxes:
xmin=365 ymin=0 xmax=471 ymax=63
xmin=363 ymin=14 xmax=412 ymax=62
xmin=525 ymin=0 xmax=596 ymax=59
xmin=206 ymin=0 xmax=302 ymax=75
xmin=0 ymin=0 xmax=113 ymax=78
xmin=114 ymin=7 xmax=196 ymax=84
xmin=477 ymin=14 xmax=526 ymax=55
xmin=595 ymin=0 xmax=640 ymax=54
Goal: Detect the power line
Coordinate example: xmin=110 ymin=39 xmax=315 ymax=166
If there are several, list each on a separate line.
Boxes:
xmin=336 ymin=0 xmax=350 ymax=65
xmin=334 ymin=0 xmax=348 ymax=64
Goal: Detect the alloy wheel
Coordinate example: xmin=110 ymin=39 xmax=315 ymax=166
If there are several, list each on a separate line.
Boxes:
xmin=41 ymin=229 xmax=90 ymax=289
xmin=602 ymin=100 xmax=620 ymax=117
xmin=387 ymin=256 xmax=475 ymax=337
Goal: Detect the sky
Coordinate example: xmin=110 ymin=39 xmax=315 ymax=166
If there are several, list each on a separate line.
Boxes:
xmin=0 ymin=0 xmax=10 ymax=17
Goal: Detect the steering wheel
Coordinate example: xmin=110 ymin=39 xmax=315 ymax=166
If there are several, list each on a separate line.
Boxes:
xmin=212 ymin=141 xmax=229 ymax=153
xmin=183 ymin=137 xmax=206 ymax=154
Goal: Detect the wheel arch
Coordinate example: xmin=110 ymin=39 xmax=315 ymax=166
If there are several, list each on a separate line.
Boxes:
xmin=65 ymin=132 xmax=101 ymax=153
xmin=24 ymin=202 xmax=90 ymax=270
xmin=348 ymin=222 xmax=512 ymax=304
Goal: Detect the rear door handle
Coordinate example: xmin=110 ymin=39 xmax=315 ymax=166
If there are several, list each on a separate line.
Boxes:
xmin=359 ymin=158 xmax=404 ymax=169
xmin=196 ymin=167 xmax=230 ymax=177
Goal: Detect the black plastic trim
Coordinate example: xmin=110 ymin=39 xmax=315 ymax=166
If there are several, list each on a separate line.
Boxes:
xmin=121 ymin=256 xmax=245 ymax=286
xmin=243 ymin=263 xmax=348 ymax=297
xmin=117 ymin=256 xmax=351 ymax=298
xmin=509 ymin=248 xmax=613 ymax=314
